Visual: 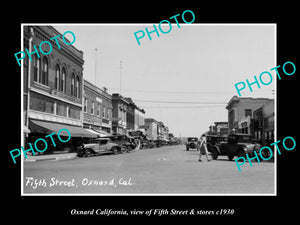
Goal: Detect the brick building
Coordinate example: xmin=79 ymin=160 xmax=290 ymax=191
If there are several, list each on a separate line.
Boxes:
xmin=134 ymin=107 xmax=145 ymax=131
xmin=112 ymin=93 xmax=129 ymax=135
xmin=226 ymin=96 xmax=271 ymax=136
xmin=253 ymin=99 xmax=274 ymax=145
xmin=23 ymin=26 xmax=96 ymax=153
xmin=83 ymin=80 xmax=112 ymax=135
xmin=125 ymin=97 xmax=136 ymax=131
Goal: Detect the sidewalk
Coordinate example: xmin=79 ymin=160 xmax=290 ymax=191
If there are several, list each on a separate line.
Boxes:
xmin=25 ymin=152 xmax=77 ymax=162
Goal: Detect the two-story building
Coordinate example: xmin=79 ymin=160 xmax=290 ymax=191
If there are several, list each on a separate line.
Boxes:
xmin=112 ymin=93 xmax=129 ymax=135
xmin=23 ymin=26 xmax=96 ymax=153
xmin=226 ymin=96 xmax=272 ymax=137
xmin=83 ymin=80 xmax=112 ymax=136
xmin=134 ymin=107 xmax=145 ymax=131
xmin=253 ymin=99 xmax=274 ymax=145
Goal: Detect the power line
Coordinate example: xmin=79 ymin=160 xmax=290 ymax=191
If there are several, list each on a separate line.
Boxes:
xmin=107 ymin=87 xmax=273 ymax=95
xmin=108 ymin=88 xmax=232 ymax=95
xmin=141 ymin=105 xmax=226 ymax=109
xmin=134 ymin=100 xmax=227 ymax=104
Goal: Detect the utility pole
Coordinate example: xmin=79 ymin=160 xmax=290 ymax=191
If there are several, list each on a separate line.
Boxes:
xmin=94 ymin=48 xmax=97 ymax=85
xmin=120 ymin=60 xmax=123 ymax=95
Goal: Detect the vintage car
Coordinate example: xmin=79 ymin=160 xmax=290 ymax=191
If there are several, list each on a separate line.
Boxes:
xmin=211 ymin=134 xmax=261 ymax=160
xmin=78 ymin=138 xmax=122 ymax=157
xmin=186 ymin=137 xmax=199 ymax=151
xmin=206 ymin=134 xmax=228 ymax=153
xmin=106 ymin=134 xmax=137 ymax=153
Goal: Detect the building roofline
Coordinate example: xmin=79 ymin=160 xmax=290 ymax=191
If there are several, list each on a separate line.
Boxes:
xmin=226 ymin=95 xmax=272 ymax=109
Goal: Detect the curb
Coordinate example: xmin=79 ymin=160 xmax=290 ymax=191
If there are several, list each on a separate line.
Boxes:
xmin=25 ymin=153 xmax=77 ymax=162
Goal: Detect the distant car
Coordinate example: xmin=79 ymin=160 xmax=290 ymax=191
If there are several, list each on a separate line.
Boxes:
xmin=211 ymin=134 xmax=261 ymax=160
xmin=186 ymin=137 xmax=199 ymax=151
xmin=78 ymin=138 xmax=121 ymax=157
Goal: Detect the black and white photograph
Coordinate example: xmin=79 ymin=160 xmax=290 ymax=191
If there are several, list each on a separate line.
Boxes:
xmin=21 ymin=24 xmax=276 ymax=195
xmin=4 ymin=5 xmax=298 ymax=223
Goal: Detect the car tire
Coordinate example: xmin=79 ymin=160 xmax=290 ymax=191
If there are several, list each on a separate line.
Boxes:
xmin=186 ymin=147 xmax=189 ymax=151
xmin=227 ymin=154 xmax=234 ymax=161
xmin=211 ymin=146 xmax=219 ymax=160
xmin=85 ymin=149 xmax=93 ymax=157
xmin=237 ymin=149 xmax=246 ymax=161
xmin=111 ymin=147 xmax=119 ymax=155
xmin=260 ymin=148 xmax=271 ymax=160
xmin=120 ymin=145 xmax=127 ymax=154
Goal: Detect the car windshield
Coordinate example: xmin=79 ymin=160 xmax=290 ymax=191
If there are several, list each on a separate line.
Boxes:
xmin=188 ymin=138 xmax=198 ymax=142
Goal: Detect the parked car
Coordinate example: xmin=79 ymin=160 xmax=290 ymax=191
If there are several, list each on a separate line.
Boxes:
xmin=186 ymin=137 xmax=199 ymax=151
xmin=78 ymin=138 xmax=121 ymax=157
xmin=211 ymin=134 xmax=261 ymax=160
xmin=106 ymin=134 xmax=136 ymax=153
xmin=140 ymin=139 xmax=156 ymax=149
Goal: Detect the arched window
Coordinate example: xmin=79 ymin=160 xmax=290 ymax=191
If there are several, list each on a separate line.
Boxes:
xmin=76 ymin=76 xmax=80 ymax=98
xmin=42 ymin=57 xmax=48 ymax=86
xmin=55 ymin=64 xmax=60 ymax=90
xmin=61 ymin=68 xmax=66 ymax=92
xmin=33 ymin=56 xmax=40 ymax=82
xmin=71 ymin=73 xmax=75 ymax=96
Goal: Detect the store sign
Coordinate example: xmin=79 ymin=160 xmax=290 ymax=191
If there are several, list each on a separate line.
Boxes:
xmin=241 ymin=122 xmax=248 ymax=128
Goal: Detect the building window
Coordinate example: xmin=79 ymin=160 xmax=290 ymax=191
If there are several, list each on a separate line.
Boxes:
xmin=91 ymin=101 xmax=94 ymax=114
xmin=103 ymin=106 xmax=106 ymax=118
xmin=41 ymin=57 xmax=48 ymax=86
xmin=107 ymin=108 xmax=111 ymax=120
xmin=97 ymin=103 xmax=100 ymax=116
xmin=84 ymin=98 xmax=87 ymax=113
xmin=30 ymin=92 xmax=54 ymax=114
xmin=76 ymin=76 xmax=80 ymax=98
xmin=33 ymin=56 xmax=40 ymax=82
xmin=68 ymin=105 xmax=81 ymax=120
xmin=71 ymin=73 xmax=75 ymax=96
xmin=245 ymin=109 xmax=252 ymax=118
xmin=56 ymin=101 xmax=67 ymax=117
xmin=61 ymin=68 xmax=66 ymax=92
xmin=55 ymin=64 xmax=60 ymax=90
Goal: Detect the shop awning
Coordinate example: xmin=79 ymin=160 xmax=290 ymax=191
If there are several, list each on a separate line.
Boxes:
xmin=29 ymin=119 xmax=97 ymax=138
xmin=85 ymin=129 xmax=101 ymax=137
xmin=85 ymin=129 xmax=110 ymax=137
xmin=23 ymin=125 xmax=31 ymax=133
xmin=94 ymin=129 xmax=110 ymax=137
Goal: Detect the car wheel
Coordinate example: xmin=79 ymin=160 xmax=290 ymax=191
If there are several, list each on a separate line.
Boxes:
xmin=186 ymin=147 xmax=189 ymax=151
xmin=237 ymin=149 xmax=246 ymax=161
xmin=227 ymin=154 xmax=234 ymax=161
xmin=120 ymin=145 xmax=127 ymax=154
xmin=260 ymin=148 xmax=272 ymax=159
xmin=111 ymin=147 xmax=119 ymax=155
xmin=211 ymin=146 xmax=219 ymax=160
xmin=85 ymin=149 xmax=93 ymax=157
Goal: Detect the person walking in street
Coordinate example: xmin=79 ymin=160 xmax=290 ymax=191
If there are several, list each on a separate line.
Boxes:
xmin=198 ymin=134 xmax=211 ymax=162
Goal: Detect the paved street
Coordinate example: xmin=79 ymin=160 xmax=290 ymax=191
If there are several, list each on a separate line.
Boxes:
xmin=23 ymin=145 xmax=275 ymax=195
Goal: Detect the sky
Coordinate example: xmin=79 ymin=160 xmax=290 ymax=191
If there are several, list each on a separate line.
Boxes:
xmin=54 ymin=24 xmax=275 ymax=137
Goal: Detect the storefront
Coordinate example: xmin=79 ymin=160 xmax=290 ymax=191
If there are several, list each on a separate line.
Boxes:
xmin=28 ymin=119 xmax=97 ymax=154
